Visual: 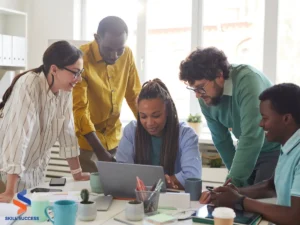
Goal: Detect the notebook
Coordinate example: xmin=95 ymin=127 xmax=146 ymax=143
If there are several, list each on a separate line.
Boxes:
xmin=0 ymin=203 xmax=26 ymax=225
xmin=192 ymin=205 xmax=262 ymax=225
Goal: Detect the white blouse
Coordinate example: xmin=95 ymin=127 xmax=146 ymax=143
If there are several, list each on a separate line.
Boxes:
xmin=0 ymin=71 xmax=79 ymax=191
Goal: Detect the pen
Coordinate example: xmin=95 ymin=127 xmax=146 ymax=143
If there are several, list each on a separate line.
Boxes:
xmin=224 ymin=178 xmax=232 ymax=186
xmin=114 ymin=218 xmax=135 ymax=225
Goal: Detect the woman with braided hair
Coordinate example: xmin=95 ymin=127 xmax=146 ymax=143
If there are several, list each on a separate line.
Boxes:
xmin=116 ymin=78 xmax=201 ymax=190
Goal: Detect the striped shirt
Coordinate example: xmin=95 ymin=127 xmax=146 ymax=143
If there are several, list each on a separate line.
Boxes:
xmin=0 ymin=71 xmax=79 ymax=191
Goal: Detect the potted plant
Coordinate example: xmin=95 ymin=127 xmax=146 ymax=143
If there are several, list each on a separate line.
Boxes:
xmin=187 ymin=113 xmax=202 ymax=135
xmin=78 ymin=189 xmax=97 ymax=221
xmin=210 ymin=158 xmax=223 ymax=168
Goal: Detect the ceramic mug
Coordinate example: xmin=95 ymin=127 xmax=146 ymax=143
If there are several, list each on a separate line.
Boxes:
xmin=44 ymin=200 xmax=77 ymax=225
xmin=185 ymin=178 xmax=202 ymax=201
xmin=90 ymin=172 xmax=103 ymax=194
xmin=31 ymin=194 xmax=50 ymax=222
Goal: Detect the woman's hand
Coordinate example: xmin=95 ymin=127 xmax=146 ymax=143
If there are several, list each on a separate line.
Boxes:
xmin=165 ymin=174 xmax=178 ymax=189
xmin=0 ymin=191 xmax=14 ymax=203
xmin=73 ymin=172 xmax=90 ymax=181
xmin=199 ymin=190 xmax=211 ymax=204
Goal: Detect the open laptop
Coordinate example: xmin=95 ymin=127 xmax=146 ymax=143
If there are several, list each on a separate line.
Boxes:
xmin=96 ymin=161 xmax=166 ymax=198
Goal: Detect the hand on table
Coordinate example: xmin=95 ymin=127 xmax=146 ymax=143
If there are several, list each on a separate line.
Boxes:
xmin=0 ymin=191 xmax=14 ymax=203
xmin=210 ymin=186 xmax=243 ymax=208
xmin=199 ymin=190 xmax=211 ymax=204
xmin=73 ymin=172 xmax=90 ymax=181
xmin=165 ymin=174 xmax=178 ymax=189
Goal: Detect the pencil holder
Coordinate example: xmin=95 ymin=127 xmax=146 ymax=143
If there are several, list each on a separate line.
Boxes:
xmin=135 ymin=187 xmax=160 ymax=214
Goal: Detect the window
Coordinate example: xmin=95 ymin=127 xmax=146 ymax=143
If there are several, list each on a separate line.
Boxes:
xmin=145 ymin=0 xmax=192 ymax=119
xmin=202 ymin=0 xmax=265 ymax=70
xmin=277 ymin=0 xmax=300 ymax=84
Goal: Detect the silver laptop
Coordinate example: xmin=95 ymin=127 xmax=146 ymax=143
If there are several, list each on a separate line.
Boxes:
xmin=96 ymin=161 xmax=166 ymax=198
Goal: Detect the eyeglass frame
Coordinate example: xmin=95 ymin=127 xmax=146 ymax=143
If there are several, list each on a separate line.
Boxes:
xmin=63 ymin=67 xmax=84 ymax=79
xmin=186 ymin=80 xmax=210 ymax=95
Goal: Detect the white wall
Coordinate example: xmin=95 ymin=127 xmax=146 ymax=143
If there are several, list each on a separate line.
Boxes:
xmin=25 ymin=0 xmax=80 ymax=68
xmin=0 ymin=0 xmax=25 ymax=12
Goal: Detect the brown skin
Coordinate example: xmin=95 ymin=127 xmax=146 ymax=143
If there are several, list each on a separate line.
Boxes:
xmin=201 ymin=99 xmax=300 ymax=225
xmin=138 ymin=98 xmax=184 ymax=190
xmin=84 ymin=29 xmax=127 ymax=160
xmin=94 ymin=31 xmax=126 ymax=65
xmin=190 ymin=71 xmax=225 ymax=106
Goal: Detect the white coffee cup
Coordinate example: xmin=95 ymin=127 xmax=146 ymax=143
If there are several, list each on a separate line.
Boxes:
xmin=125 ymin=200 xmax=144 ymax=221
xmin=212 ymin=207 xmax=236 ymax=225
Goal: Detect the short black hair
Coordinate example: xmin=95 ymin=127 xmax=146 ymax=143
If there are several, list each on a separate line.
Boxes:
xmin=179 ymin=47 xmax=230 ymax=85
xmin=259 ymin=83 xmax=300 ymax=125
xmin=97 ymin=16 xmax=128 ymax=37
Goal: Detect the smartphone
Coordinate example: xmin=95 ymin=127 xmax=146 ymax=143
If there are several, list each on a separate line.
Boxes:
xmin=166 ymin=188 xmax=180 ymax=193
xmin=206 ymin=186 xmax=214 ymax=192
xmin=49 ymin=178 xmax=66 ymax=186
xmin=30 ymin=188 xmax=62 ymax=193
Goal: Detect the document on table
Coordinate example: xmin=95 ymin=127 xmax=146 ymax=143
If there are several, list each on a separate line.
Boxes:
xmin=0 ymin=203 xmax=25 ymax=225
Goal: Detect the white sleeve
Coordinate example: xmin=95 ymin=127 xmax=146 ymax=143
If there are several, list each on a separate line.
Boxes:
xmin=58 ymin=93 xmax=80 ymax=159
xmin=1 ymin=83 xmax=36 ymax=176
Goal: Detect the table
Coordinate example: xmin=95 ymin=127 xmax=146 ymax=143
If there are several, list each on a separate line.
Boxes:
xmin=14 ymin=178 xmax=270 ymax=225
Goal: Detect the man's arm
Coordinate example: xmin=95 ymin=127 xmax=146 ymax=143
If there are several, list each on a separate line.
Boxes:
xmin=72 ymin=74 xmax=112 ymax=161
xmin=226 ymin=73 xmax=269 ymax=187
xmin=238 ymin=175 xmax=276 ymax=199
xmin=200 ymin=103 xmax=236 ymax=171
xmin=125 ymin=50 xmax=142 ymax=118
xmin=212 ymin=186 xmax=300 ymax=225
xmin=84 ymin=132 xmax=113 ymax=161
xmin=244 ymin=196 xmax=300 ymax=225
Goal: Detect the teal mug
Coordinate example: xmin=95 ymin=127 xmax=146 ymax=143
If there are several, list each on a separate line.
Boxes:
xmin=90 ymin=172 xmax=103 ymax=194
xmin=44 ymin=200 xmax=77 ymax=225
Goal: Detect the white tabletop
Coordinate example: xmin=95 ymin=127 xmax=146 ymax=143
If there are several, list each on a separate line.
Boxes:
xmin=14 ymin=178 xmax=270 ymax=225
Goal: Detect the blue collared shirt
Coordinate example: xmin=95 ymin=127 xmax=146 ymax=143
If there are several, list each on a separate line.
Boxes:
xmin=116 ymin=121 xmax=202 ymax=187
xmin=275 ymin=129 xmax=300 ymax=206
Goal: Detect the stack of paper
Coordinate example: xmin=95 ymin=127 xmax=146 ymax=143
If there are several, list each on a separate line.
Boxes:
xmin=0 ymin=203 xmax=25 ymax=225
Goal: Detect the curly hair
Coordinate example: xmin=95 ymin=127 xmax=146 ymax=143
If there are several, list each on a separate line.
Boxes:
xmin=179 ymin=47 xmax=230 ymax=85
xmin=259 ymin=83 xmax=300 ymax=125
xmin=135 ymin=78 xmax=179 ymax=175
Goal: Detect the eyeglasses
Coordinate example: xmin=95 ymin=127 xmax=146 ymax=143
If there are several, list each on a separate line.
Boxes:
xmin=63 ymin=67 xmax=84 ymax=79
xmin=186 ymin=81 xmax=209 ymax=95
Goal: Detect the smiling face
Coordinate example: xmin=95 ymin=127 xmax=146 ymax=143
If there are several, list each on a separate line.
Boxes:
xmin=138 ymin=98 xmax=167 ymax=137
xmin=259 ymin=100 xmax=286 ymax=143
xmin=51 ymin=58 xmax=83 ymax=93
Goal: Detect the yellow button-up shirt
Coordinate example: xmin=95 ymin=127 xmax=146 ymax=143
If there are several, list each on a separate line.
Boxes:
xmin=73 ymin=40 xmax=141 ymax=151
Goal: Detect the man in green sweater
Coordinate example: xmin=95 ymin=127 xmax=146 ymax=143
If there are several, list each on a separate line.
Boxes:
xmin=179 ymin=47 xmax=280 ymax=187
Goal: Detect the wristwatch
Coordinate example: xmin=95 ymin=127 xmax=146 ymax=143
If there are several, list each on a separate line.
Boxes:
xmin=234 ymin=195 xmax=246 ymax=211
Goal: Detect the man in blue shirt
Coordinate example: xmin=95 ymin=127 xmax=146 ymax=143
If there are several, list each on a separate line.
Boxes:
xmin=207 ymin=83 xmax=300 ymax=225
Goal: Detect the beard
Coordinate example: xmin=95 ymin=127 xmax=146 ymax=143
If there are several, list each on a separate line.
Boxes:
xmin=204 ymin=81 xmax=224 ymax=106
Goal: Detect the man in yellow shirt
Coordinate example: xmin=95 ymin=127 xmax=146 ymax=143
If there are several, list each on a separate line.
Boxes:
xmin=73 ymin=16 xmax=141 ymax=172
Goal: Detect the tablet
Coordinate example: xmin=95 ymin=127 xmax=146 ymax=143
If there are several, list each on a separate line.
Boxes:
xmin=192 ymin=205 xmax=262 ymax=225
